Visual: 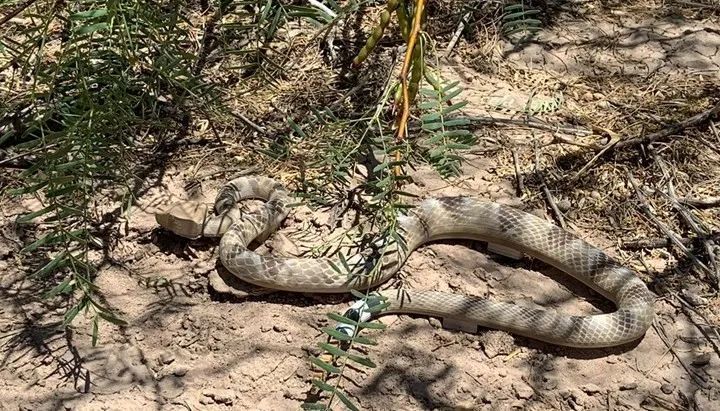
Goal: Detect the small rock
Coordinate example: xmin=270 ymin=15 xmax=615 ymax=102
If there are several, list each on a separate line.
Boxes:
xmin=512 ymin=382 xmax=535 ymax=400
xmin=544 ymin=378 xmax=558 ymax=390
xmin=681 ymin=289 xmax=708 ymax=306
xmin=479 ymin=331 xmax=515 ymax=359
xmin=202 ymin=389 xmax=235 ymax=405
xmin=428 ymin=318 xmax=442 ymax=328
xmin=172 ymin=366 xmax=189 ymax=377
xmin=660 ymin=383 xmax=674 ymax=394
xmin=159 ymin=352 xmax=175 ymax=365
xmin=557 ymin=199 xmax=572 ymax=212
xmin=273 ymin=324 xmax=287 ymax=333
xmin=692 ymin=352 xmax=711 ymax=367
xmin=582 ymin=383 xmax=602 ymax=395
xmin=302 ymin=345 xmax=321 ymax=356
xmin=590 ymin=191 xmax=601 ymax=200
xmin=260 ymin=325 xmax=272 ymax=333
xmin=285 ymin=334 xmax=293 ymax=343
xmin=619 ymin=382 xmax=637 ymax=391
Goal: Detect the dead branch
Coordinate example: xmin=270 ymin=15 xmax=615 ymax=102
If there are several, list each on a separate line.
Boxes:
xmin=511 ymin=148 xmax=524 ymax=197
xmin=651 ymin=148 xmax=719 ymax=287
xmin=680 ymin=196 xmax=720 ymax=209
xmin=611 ymin=99 xmax=720 ymax=152
xmin=627 ymin=172 xmax=712 ymax=279
xmin=622 ymin=236 xmax=693 ymax=250
xmin=0 ymin=0 xmax=37 ymax=27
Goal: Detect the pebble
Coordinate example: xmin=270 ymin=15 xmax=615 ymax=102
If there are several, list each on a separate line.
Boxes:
xmin=660 ymin=383 xmax=674 ymax=394
xmin=512 ymin=382 xmax=535 ymax=400
xmin=557 ymin=199 xmax=572 ymax=212
xmin=680 ymin=289 xmax=708 ymax=306
xmin=159 ymin=352 xmax=175 ymax=365
xmin=428 ymin=318 xmax=442 ymax=328
xmin=619 ymin=382 xmax=637 ymax=391
xmin=202 ymin=389 xmax=235 ymax=405
xmin=172 ymin=366 xmax=189 ymax=377
xmin=273 ymin=324 xmax=288 ymax=333
xmin=285 ymin=334 xmax=293 ymax=343
xmin=692 ymin=352 xmax=711 ymax=367
xmin=581 ymin=383 xmax=602 ymax=395
xmin=260 ymin=325 xmax=271 ymax=333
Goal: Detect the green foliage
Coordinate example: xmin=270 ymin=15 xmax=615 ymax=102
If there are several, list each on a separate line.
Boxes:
xmin=501 ymin=2 xmax=543 ymax=41
xmin=1 ymin=0 xmax=285 ymax=344
xmin=304 ymin=292 xmax=389 ymax=411
xmin=419 ymin=81 xmax=474 ymax=178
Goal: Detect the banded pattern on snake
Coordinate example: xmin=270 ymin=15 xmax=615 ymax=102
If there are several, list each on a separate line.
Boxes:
xmin=155 ymin=175 xmax=654 ymax=348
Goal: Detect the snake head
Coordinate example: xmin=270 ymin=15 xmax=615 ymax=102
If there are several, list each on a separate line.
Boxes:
xmin=155 ymin=201 xmax=210 ymax=239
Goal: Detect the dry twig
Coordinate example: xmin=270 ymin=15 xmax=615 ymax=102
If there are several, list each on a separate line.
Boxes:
xmin=511 ymin=148 xmax=524 ymax=197
xmin=534 ymin=145 xmax=566 ymax=229
xmin=627 ymin=171 xmax=712 ymax=279
xmin=651 ymin=148 xmax=720 ymax=287
xmin=680 ymin=196 xmax=720 ymax=209
xmin=652 ymin=321 xmax=708 ymax=388
xmin=610 ymin=99 xmax=720 ymax=152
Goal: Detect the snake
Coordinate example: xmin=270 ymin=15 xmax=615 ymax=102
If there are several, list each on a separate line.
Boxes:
xmin=155 ymin=175 xmax=654 ymax=348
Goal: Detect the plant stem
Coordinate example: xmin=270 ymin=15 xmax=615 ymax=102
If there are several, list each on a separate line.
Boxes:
xmin=393 ymin=0 xmax=425 ymax=176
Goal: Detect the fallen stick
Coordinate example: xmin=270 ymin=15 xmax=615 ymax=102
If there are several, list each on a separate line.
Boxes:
xmin=611 ymin=99 xmax=720 ymax=152
xmin=627 ymin=171 xmax=712 ymax=278
xmin=680 ymin=196 xmax=720 ymax=209
xmin=535 ymin=145 xmax=566 ymax=228
xmin=652 ymin=149 xmax=719 ymax=287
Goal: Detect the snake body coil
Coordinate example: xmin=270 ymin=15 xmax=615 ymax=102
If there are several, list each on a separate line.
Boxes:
xmin=156 ymin=176 xmax=654 ymax=348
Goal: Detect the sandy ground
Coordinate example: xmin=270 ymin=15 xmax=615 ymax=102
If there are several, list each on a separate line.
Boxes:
xmin=2 ymin=2 xmax=720 ymax=411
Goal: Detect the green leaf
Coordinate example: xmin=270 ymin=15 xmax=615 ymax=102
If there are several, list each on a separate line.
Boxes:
xmin=74 ymin=22 xmax=109 ymax=35
xmin=98 ymin=311 xmax=127 ymax=326
xmin=310 ymin=356 xmax=341 ymax=374
xmin=333 ymin=389 xmax=360 ymax=411
xmin=357 ymin=320 xmax=386 ymax=330
xmin=441 ymin=81 xmax=461 ymax=94
xmin=321 ymin=327 xmax=353 ymax=341
xmin=363 ymin=302 xmax=390 ymax=315
xmin=319 ymin=342 xmax=348 ymax=358
xmin=347 ymin=353 xmax=376 ymax=368
xmin=442 ymin=101 xmax=469 ymax=115
xmin=288 ymin=118 xmax=307 ymax=138
xmin=327 ymin=312 xmax=358 ymax=326
xmin=311 ymin=379 xmax=336 ymax=392
xmin=16 ymin=205 xmax=56 ymax=223
xmin=64 ymin=297 xmax=88 ymax=325
xmin=421 ymin=113 xmax=441 ymax=123
xmin=70 ymin=8 xmax=108 ymax=20
xmin=32 ymin=251 xmax=69 ymax=278
xmin=43 ymin=276 xmax=75 ymax=299
xmin=441 ymin=87 xmax=464 ymax=102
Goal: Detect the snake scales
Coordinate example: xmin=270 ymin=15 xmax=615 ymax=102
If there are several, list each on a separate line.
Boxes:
xmin=155 ymin=175 xmax=654 ymax=348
